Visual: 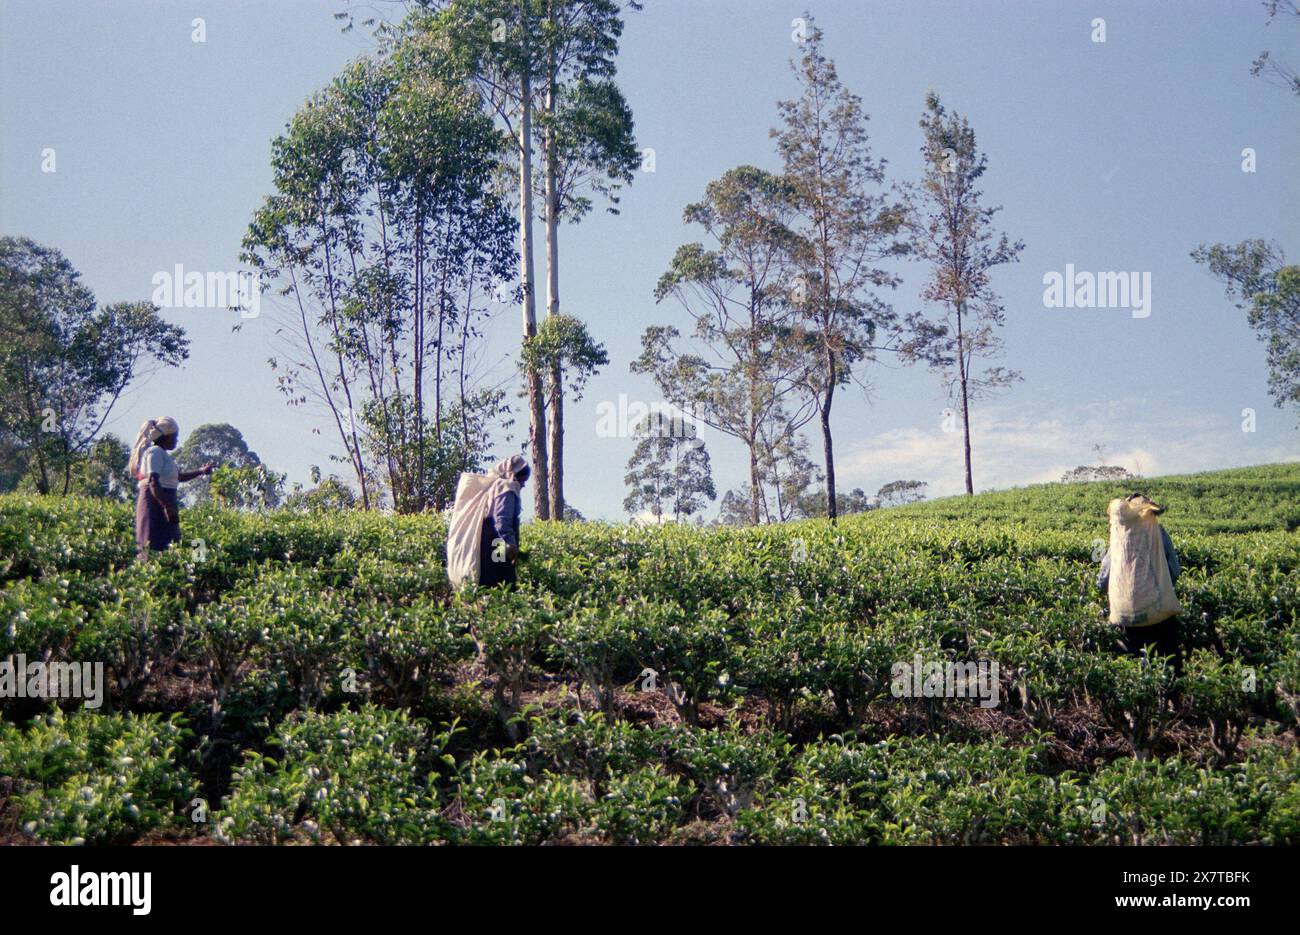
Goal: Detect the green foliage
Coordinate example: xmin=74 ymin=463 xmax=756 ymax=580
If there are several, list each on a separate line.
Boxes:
xmin=1180 ymin=649 xmax=1259 ymax=762
xmin=454 ymin=752 xmax=592 ymax=845
xmin=242 ymin=23 xmax=516 ymax=511
xmin=285 ymin=474 xmax=357 ymax=513
xmin=0 ymin=236 xmax=188 ymax=497
xmin=736 ymin=736 xmax=1070 ymax=845
xmin=176 ymin=423 xmax=276 ymax=507
xmin=519 ymin=314 xmax=609 ymax=402
xmin=623 ymin=410 xmax=716 ymax=523
xmin=1078 ymin=747 xmax=1300 ymax=845
xmin=1 ymin=463 xmax=1297 ymax=844
xmin=215 ymin=706 xmax=456 ymax=845
xmin=209 ymin=464 xmax=286 ymax=512
xmin=1086 ymin=653 xmax=1177 ymax=760
xmin=0 ymin=709 xmax=195 ymax=844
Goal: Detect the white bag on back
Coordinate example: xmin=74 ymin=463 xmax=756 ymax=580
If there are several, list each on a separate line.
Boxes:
xmin=1106 ymin=498 xmax=1182 ymax=627
xmin=446 ymin=472 xmax=494 ymax=589
xmin=446 ymin=456 xmax=526 ymax=589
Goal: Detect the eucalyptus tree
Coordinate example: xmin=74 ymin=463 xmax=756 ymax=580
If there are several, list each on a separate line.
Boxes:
xmin=533 ymin=0 xmax=639 ymax=521
xmin=400 ymin=0 xmax=551 ymax=514
xmin=242 ymin=31 xmax=514 ymax=511
xmin=384 ymin=25 xmax=518 ymax=508
xmin=404 ymin=0 xmax=638 ymax=519
xmin=901 ymin=92 xmax=1024 ymax=496
xmin=634 ymin=166 xmax=814 ymax=525
xmin=772 ymin=19 xmax=908 ymax=520
xmin=622 ymin=410 xmax=716 ymax=523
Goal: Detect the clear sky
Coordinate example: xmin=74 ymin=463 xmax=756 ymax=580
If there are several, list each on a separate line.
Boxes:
xmin=3 ymin=0 xmax=1297 ymax=519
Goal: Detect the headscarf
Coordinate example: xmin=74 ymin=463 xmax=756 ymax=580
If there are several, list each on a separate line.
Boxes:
xmin=491 ymin=454 xmax=529 ymax=494
xmin=128 ymin=417 xmax=180 ymax=480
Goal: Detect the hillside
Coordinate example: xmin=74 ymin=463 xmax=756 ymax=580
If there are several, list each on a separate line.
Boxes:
xmin=1 ymin=463 xmax=1297 ymax=845
xmin=873 ymin=462 xmax=1300 ymax=533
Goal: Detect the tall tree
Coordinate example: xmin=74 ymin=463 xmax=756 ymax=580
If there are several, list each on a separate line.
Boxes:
xmin=0 ymin=237 xmax=188 ymax=495
xmin=414 ymin=0 xmax=551 ymax=516
xmin=756 ymin=426 xmax=820 ymax=523
xmin=415 ymin=0 xmax=638 ymax=518
xmin=901 ymin=93 xmax=1024 ymax=495
xmin=622 ymin=410 xmax=715 ymax=523
xmin=634 ymin=166 xmax=814 ymax=525
xmin=534 ymin=1 xmax=640 ymax=520
xmin=1193 ymin=240 xmax=1300 ymax=420
xmin=243 ymin=31 xmax=514 ymax=511
xmin=772 ymin=17 xmax=907 ymax=521
xmin=56 ymin=434 xmax=133 ymax=501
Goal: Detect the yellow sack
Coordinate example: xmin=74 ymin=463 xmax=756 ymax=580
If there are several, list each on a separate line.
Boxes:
xmin=1106 ymin=497 xmax=1182 ymax=627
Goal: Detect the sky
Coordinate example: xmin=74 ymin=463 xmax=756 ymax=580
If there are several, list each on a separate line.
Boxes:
xmin=2 ymin=0 xmax=1297 ymax=520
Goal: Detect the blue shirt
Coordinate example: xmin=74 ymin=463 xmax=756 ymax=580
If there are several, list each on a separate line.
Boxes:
xmin=491 ymin=489 xmax=521 ymax=548
xmin=1097 ymin=526 xmax=1180 ymax=593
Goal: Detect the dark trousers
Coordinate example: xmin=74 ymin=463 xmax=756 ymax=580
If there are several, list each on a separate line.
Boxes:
xmin=1119 ymin=616 xmax=1182 ymax=672
xmin=478 ymin=517 xmax=517 ymax=588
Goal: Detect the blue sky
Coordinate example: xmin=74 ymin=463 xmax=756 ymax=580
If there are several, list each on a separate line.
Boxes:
xmin=3 ymin=0 xmax=1297 ymax=519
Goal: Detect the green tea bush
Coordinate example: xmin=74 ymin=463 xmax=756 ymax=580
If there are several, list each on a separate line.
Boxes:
xmin=1077 ymin=746 xmax=1300 ymax=845
xmin=1086 ymin=654 xmax=1177 ymax=759
xmin=215 ymin=706 xmax=455 ymax=845
xmin=1 ymin=462 xmax=1296 ymax=845
xmin=735 ymin=735 xmax=1077 ymax=845
xmin=453 ymin=752 xmax=591 ymax=844
xmin=592 ymin=765 xmax=687 ymax=844
xmin=1180 ymin=649 xmax=1259 ymax=762
xmin=0 ymin=708 xmax=195 ymax=844
xmin=355 ymin=600 xmax=474 ymax=711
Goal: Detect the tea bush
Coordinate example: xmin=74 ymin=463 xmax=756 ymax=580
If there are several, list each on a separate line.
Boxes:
xmin=215 ymin=706 xmax=455 ymax=845
xmin=0 ymin=708 xmax=195 ymax=844
xmin=1 ymin=463 xmax=1297 ymax=844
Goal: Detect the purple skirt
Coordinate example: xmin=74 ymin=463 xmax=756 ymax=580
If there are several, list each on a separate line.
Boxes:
xmin=135 ymin=485 xmax=181 ymax=557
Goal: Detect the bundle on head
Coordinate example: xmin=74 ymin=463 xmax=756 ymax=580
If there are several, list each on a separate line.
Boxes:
xmin=127 ymin=417 xmax=179 ymax=479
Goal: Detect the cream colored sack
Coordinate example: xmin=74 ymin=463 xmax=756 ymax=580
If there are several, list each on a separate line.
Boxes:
xmin=445 ymin=456 xmax=525 ymax=589
xmin=1106 ymin=497 xmax=1182 ymax=626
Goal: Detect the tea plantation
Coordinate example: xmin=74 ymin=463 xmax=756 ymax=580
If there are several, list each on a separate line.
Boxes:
xmin=1 ymin=463 xmax=1297 ymax=845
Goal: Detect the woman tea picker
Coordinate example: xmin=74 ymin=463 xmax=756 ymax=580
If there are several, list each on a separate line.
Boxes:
xmin=479 ymin=455 xmax=530 ymax=588
xmin=128 ymin=417 xmax=214 ymax=559
xmin=445 ymin=455 xmax=530 ymax=590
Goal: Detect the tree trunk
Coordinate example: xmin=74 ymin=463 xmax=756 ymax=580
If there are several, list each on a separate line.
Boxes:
xmin=60 ymin=435 xmax=72 ymax=497
xmin=956 ymin=301 xmax=974 ymax=495
xmin=548 ymin=356 xmax=563 ymax=518
xmin=23 ymin=377 xmax=50 ymax=495
xmin=413 ymin=216 xmax=424 ymax=512
xmin=820 ymin=408 xmax=835 ymax=521
xmin=960 ymin=381 xmax=973 ymax=495
xmin=821 ymin=346 xmax=838 ymax=521
xmin=518 ymin=70 xmax=550 ymax=519
xmin=544 ymin=74 xmax=564 ymax=520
